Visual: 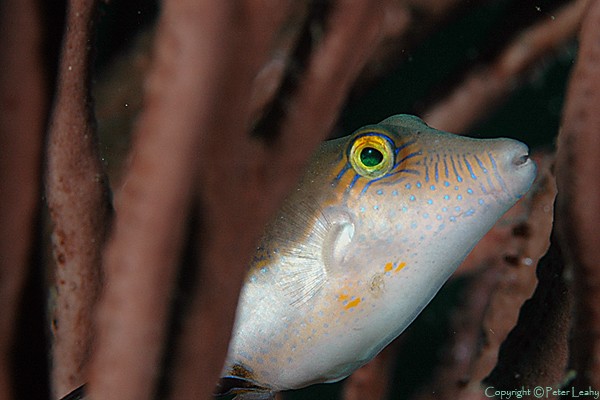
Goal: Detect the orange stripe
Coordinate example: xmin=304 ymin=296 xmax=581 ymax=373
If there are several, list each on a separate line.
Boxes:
xmin=344 ymin=298 xmax=361 ymax=310
xmin=394 ymin=262 xmax=407 ymax=273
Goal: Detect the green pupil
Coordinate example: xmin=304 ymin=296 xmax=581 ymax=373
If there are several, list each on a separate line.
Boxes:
xmin=360 ymin=147 xmax=383 ymax=167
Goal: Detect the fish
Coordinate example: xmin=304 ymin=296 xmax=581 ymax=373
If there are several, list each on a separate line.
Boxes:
xmin=58 ymin=115 xmax=536 ymax=400
xmin=217 ymin=115 xmax=536 ymax=399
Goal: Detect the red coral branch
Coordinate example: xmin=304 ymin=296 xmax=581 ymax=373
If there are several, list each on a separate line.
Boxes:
xmin=0 ymin=0 xmax=46 ymax=398
xmin=45 ymin=0 xmax=112 ymax=397
xmin=555 ymin=0 xmax=600 ymax=391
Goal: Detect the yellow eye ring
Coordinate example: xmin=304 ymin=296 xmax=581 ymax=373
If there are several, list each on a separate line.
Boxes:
xmin=349 ymin=133 xmax=395 ymax=178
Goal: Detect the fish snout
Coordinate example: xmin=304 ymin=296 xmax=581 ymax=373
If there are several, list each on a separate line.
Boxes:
xmin=492 ymin=138 xmax=536 ymax=198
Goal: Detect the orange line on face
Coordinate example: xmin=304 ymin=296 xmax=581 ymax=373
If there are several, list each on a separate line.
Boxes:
xmin=394 ymin=262 xmax=407 ymax=273
xmin=344 ymin=298 xmax=361 ymax=310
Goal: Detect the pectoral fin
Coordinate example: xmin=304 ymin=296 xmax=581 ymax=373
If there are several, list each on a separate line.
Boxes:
xmin=263 ymin=198 xmax=354 ymax=307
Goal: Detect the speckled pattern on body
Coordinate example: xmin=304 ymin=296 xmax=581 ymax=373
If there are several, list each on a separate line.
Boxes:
xmin=219 ymin=115 xmax=536 ymax=400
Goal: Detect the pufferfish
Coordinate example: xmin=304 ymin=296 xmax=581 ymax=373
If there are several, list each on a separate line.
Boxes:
xmin=59 ymin=115 xmax=535 ymax=400
xmin=218 ymin=115 xmax=536 ymax=399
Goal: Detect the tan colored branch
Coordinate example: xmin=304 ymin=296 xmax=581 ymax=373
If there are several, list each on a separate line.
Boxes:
xmin=555 ymin=0 xmax=600 ymax=391
xmin=45 ymin=0 xmax=111 ymax=397
xmin=424 ymin=0 xmax=589 ymax=133
xmin=0 ymin=0 xmax=46 ymax=399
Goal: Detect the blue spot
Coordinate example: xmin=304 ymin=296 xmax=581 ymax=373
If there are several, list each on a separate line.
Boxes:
xmin=402 ymin=206 xmax=408 ymax=212
xmin=442 ymin=207 xmax=448 ymax=212
xmin=373 ymin=205 xmax=379 ymax=210
xmin=261 ymin=267 xmax=268 ymax=274
xmin=457 ymin=194 xmax=463 ymax=200
xmin=411 ymin=222 xmax=418 ymax=229
xmin=427 ymin=199 xmax=433 ymax=205
xmin=454 ymin=186 xmax=459 ymax=190
xmin=443 ymin=195 xmax=450 ymax=200
xmin=392 ymin=190 xmax=399 ymax=196
xmin=449 ymin=216 xmax=456 ymax=222
xmin=409 ymin=195 xmax=416 ymax=201
xmin=423 ymin=213 xmax=429 ymax=219
xmin=430 ymin=185 xmax=436 ymax=190
xmin=436 ymin=214 xmax=443 ymax=220
xmin=377 ymin=189 xmax=383 ymax=195
xmin=478 ymin=199 xmax=485 ymax=205
xmin=455 ymin=206 xmax=461 ymax=212
xmin=416 ymin=182 xmax=422 ymax=188
xmin=467 ymin=188 xmax=474 ymax=194
xmin=360 ymin=206 xmax=366 ymax=213
xmin=444 ymin=181 xmax=450 ymax=187
xmin=465 ymin=209 xmax=475 ymax=216
xmin=405 ymin=183 xmax=412 ymax=189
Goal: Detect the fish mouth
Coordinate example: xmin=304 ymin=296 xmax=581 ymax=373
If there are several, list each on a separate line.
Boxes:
xmin=513 ymin=152 xmax=530 ymax=167
xmin=496 ymin=139 xmax=536 ymax=198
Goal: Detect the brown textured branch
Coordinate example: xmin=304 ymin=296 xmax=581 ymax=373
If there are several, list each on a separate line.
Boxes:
xmin=424 ymin=0 xmax=589 ymax=133
xmin=0 ymin=0 xmax=46 ymax=399
xmin=555 ymin=0 xmax=600 ymax=391
xmin=45 ymin=0 xmax=112 ymax=397
xmin=354 ymin=0 xmax=487 ymax=96
xmin=484 ymin=237 xmax=571 ymax=397
xmin=171 ymin=1 xmax=384 ymax=398
xmin=88 ymin=1 xmax=384 ymax=399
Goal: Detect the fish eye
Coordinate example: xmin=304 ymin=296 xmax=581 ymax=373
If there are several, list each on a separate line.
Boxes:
xmin=360 ymin=147 xmax=383 ymax=167
xmin=349 ymin=133 xmax=394 ymax=178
